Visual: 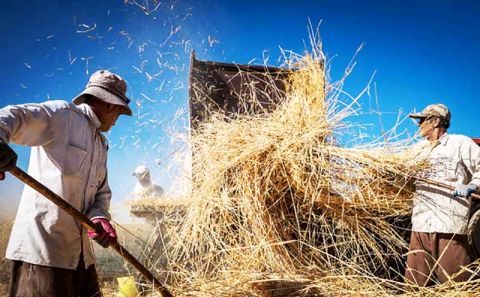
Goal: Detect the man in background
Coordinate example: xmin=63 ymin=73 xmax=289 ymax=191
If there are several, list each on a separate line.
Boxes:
xmin=132 ymin=164 xmax=164 ymax=200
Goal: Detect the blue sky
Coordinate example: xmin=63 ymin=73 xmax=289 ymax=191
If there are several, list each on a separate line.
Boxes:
xmin=0 ymin=0 xmax=479 ymax=219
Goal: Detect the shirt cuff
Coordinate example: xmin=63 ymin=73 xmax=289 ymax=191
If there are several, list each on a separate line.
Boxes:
xmin=469 ymin=179 xmax=480 ymax=189
xmin=86 ymin=209 xmax=111 ymax=221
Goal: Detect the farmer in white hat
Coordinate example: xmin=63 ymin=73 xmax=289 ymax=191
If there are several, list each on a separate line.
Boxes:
xmin=404 ymin=103 xmax=480 ymax=287
xmin=132 ymin=164 xmax=164 ymax=200
xmin=0 ymin=70 xmax=132 ymax=296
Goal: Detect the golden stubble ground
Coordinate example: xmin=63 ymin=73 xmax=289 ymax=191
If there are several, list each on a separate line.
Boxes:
xmin=0 ymin=221 xmax=12 ymax=295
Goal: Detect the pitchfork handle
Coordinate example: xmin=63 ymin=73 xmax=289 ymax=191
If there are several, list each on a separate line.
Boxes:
xmin=416 ymin=176 xmax=480 ymax=200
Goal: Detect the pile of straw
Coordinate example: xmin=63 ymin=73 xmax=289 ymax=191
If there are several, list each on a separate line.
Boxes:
xmin=146 ymin=39 xmax=480 ymax=296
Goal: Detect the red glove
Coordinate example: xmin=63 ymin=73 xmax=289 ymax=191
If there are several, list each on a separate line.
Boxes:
xmin=87 ymin=218 xmax=117 ymax=248
xmin=0 ymin=172 xmax=5 ymax=181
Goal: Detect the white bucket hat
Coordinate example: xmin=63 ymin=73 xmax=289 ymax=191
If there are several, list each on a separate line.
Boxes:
xmin=133 ymin=165 xmax=149 ymax=177
xmin=73 ymin=70 xmax=132 ymax=116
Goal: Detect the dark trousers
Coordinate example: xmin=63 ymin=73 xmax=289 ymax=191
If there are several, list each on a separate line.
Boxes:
xmin=8 ymin=254 xmax=102 ymax=297
xmin=404 ymin=231 xmax=472 ymax=287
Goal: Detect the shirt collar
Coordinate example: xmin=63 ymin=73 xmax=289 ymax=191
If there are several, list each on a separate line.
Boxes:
xmin=439 ymin=132 xmax=449 ymax=146
xmin=76 ymin=103 xmax=101 ymax=129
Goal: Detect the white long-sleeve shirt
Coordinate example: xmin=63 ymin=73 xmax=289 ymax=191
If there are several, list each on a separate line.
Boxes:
xmin=0 ymin=100 xmax=111 ymax=269
xmin=132 ymin=180 xmax=164 ymax=199
xmin=412 ymin=133 xmax=480 ymax=234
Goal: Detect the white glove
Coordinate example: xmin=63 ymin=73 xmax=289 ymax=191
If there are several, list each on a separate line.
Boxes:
xmin=453 ymin=184 xmax=478 ymax=198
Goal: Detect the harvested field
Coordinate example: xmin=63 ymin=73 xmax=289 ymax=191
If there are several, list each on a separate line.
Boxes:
xmin=0 ymin=221 xmax=12 ymax=295
xmin=0 ymin=222 xmax=12 ymax=284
